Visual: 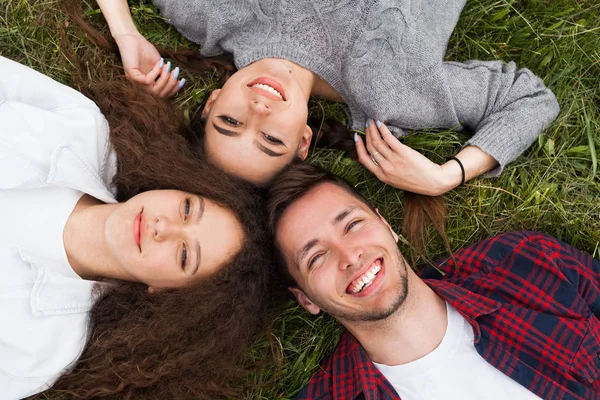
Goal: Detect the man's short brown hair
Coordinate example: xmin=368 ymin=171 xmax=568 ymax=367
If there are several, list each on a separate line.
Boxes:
xmin=266 ymin=162 xmax=376 ymax=286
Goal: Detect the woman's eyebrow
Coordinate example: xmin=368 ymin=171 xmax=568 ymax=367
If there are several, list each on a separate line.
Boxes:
xmin=212 ymin=121 xmax=238 ymax=137
xmin=255 ymin=140 xmax=284 ymax=157
xmin=212 ymin=121 xmax=284 ymax=157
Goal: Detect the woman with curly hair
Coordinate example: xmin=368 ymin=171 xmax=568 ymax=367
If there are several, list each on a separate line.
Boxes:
xmin=0 ymin=55 xmax=279 ymax=400
xmin=90 ymin=0 xmax=559 ymax=196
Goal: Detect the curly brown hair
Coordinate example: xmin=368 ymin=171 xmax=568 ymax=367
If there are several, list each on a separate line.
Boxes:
xmin=37 ymin=9 xmax=283 ymax=400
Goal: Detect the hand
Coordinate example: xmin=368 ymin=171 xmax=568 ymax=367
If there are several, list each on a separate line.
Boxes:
xmin=114 ymin=33 xmax=185 ymax=98
xmin=355 ymin=120 xmax=459 ymax=196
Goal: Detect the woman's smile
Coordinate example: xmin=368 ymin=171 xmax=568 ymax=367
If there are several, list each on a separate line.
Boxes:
xmin=247 ymin=77 xmax=286 ymax=101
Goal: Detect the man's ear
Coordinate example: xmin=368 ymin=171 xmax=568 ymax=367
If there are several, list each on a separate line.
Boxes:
xmin=296 ymin=125 xmax=313 ymax=160
xmin=376 ymin=208 xmax=399 ymax=242
xmin=201 ymin=89 xmax=222 ymax=119
xmin=289 ymin=287 xmax=321 ymax=315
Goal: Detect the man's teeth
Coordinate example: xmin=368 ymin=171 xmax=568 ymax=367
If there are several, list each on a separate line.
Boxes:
xmin=351 ymin=262 xmax=381 ymax=294
xmin=252 ymin=83 xmax=283 ymax=99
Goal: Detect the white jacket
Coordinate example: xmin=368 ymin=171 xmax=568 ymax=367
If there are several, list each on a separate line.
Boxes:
xmin=0 ymin=56 xmax=117 ymax=399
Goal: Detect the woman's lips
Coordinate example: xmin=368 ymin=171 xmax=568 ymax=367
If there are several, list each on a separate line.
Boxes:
xmin=133 ymin=211 xmax=142 ymax=250
xmin=247 ymin=77 xmax=287 ymax=101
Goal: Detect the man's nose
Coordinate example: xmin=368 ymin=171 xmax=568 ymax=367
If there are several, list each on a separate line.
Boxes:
xmin=337 ymin=243 xmax=363 ymax=271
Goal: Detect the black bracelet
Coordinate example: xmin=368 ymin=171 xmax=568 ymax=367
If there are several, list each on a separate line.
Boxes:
xmin=447 ymin=156 xmax=466 ymax=186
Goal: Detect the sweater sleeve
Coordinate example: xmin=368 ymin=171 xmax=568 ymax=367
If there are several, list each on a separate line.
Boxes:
xmin=442 ymin=60 xmax=559 ymax=176
xmin=151 ymin=0 xmax=232 ymax=56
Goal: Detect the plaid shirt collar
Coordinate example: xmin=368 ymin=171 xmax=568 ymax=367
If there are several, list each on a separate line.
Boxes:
xmin=331 ymin=277 xmax=502 ymax=400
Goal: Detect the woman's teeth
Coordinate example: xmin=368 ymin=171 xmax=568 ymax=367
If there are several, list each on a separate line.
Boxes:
xmin=252 ymin=83 xmax=283 ymax=99
xmin=351 ymin=261 xmax=382 ymax=294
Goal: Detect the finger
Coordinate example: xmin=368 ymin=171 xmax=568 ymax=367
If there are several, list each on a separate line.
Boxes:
xmin=142 ymin=58 xmax=164 ymax=85
xmin=365 ymin=121 xmax=387 ymax=161
xmin=368 ymin=121 xmax=393 ymax=158
xmin=166 ymin=85 xmax=179 ymax=98
xmin=167 ymin=78 xmax=186 ymax=98
xmin=355 ymin=134 xmax=383 ymax=177
xmin=159 ymin=67 xmax=181 ymax=98
xmin=377 ymin=121 xmax=406 ymax=153
xmin=151 ymin=61 xmax=173 ymax=95
xmin=125 ymin=58 xmax=163 ymax=86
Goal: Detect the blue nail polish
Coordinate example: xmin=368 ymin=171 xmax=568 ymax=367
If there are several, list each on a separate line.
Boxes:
xmin=158 ymin=58 xmax=164 ymax=68
xmin=173 ymin=67 xmax=180 ymax=80
xmin=376 ymin=120 xmax=382 ymax=128
xmin=166 ymin=61 xmax=171 ymax=73
xmin=365 ymin=119 xmax=371 ymax=128
xmin=353 ymin=132 xmax=359 ymax=142
xmin=177 ymin=78 xmax=186 ymax=89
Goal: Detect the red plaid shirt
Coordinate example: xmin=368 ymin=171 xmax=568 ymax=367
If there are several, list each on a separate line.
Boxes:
xmin=294 ymin=231 xmax=600 ymax=400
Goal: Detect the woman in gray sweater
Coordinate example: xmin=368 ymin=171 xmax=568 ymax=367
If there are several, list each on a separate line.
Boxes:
xmin=97 ymin=0 xmax=559 ymax=195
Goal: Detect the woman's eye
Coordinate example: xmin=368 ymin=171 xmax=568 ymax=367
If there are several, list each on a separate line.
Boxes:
xmin=181 ymin=244 xmax=188 ymax=269
xmin=219 ymin=116 xmax=240 ymax=126
xmin=184 ymin=198 xmax=191 ymax=221
xmin=263 ymin=133 xmax=283 ymax=145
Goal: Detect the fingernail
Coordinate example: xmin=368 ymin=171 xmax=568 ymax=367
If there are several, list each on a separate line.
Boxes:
xmin=177 ymin=78 xmax=186 ymax=89
xmin=365 ymin=119 xmax=371 ymax=128
xmin=173 ymin=67 xmax=180 ymax=80
xmin=353 ymin=132 xmax=358 ymax=142
xmin=166 ymin=61 xmax=171 ymax=73
xmin=158 ymin=58 xmax=164 ymax=68
xmin=376 ymin=120 xmax=382 ymax=128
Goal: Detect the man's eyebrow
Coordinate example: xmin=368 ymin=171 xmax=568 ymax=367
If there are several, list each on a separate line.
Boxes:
xmin=294 ymin=207 xmax=358 ymax=268
xmin=332 ymin=206 xmax=358 ymax=226
xmin=296 ymin=239 xmax=319 ymax=269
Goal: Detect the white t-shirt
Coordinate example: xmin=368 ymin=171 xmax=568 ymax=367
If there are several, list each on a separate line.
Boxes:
xmin=1 ymin=186 xmax=83 ymax=277
xmin=374 ymin=303 xmax=542 ymax=400
xmin=0 ymin=55 xmax=115 ymax=399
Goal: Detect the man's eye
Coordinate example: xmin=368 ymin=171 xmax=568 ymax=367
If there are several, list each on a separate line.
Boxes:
xmin=346 ymin=220 xmax=362 ymax=233
xmin=263 ymin=133 xmax=283 ymax=145
xmin=308 ymin=253 xmax=323 ymax=269
xmin=184 ymin=198 xmax=191 ymax=221
xmin=181 ymin=244 xmax=188 ymax=269
xmin=219 ymin=116 xmax=240 ymax=126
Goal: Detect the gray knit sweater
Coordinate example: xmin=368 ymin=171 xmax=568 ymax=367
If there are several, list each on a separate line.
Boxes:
xmin=153 ymin=0 xmax=560 ymax=175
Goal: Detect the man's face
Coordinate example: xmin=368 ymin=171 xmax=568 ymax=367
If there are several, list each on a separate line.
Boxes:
xmin=275 ymin=182 xmax=409 ymax=324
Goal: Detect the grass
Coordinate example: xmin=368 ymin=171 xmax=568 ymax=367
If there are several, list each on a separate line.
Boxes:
xmin=1 ymin=0 xmax=599 ymax=398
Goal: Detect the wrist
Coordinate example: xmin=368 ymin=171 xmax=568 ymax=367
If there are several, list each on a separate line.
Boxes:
xmin=110 ymin=23 xmax=141 ymax=40
xmin=97 ymin=0 xmax=140 ymax=38
xmin=439 ymin=159 xmax=465 ymax=191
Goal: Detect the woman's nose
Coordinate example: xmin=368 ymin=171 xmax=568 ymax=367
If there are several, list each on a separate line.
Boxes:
xmin=250 ymin=99 xmax=272 ymax=115
xmin=153 ymin=217 xmax=182 ymax=241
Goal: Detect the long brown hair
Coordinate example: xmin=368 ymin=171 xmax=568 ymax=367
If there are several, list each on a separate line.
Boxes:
xmin=61 ymin=0 xmax=445 ymax=256
xmin=42 ymin=12 xmax=283 ymax=400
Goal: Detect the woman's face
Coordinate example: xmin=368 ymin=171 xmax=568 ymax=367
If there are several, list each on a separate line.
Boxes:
xmin=202 ymin=59 xmax=313 ymax=186
xmin=104 ymin=190 xmax=244 ymax=289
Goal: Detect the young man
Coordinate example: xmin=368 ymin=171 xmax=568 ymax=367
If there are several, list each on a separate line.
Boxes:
xmin=267 ymin=163 xmax=600 ymax=400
